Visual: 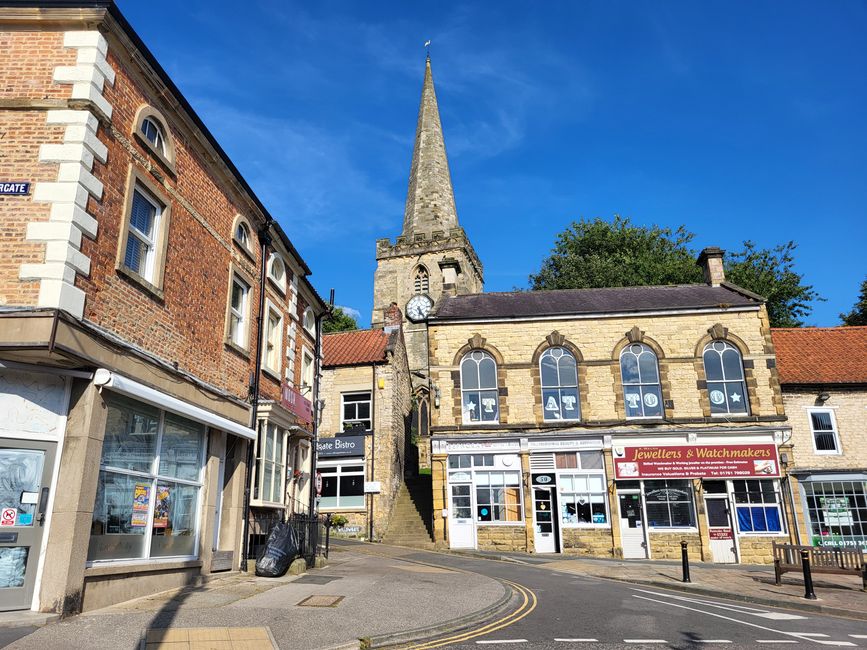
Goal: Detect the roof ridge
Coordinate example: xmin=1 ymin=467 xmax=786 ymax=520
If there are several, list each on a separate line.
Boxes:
xmin=772 ymin=326 xmax=867 ymax=332
xmin=445 ymin=283 xmax=736 ymax=299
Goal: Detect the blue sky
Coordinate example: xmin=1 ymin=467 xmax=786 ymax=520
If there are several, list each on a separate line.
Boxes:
xmin=118 ymin=0 xmax=866 ymax=327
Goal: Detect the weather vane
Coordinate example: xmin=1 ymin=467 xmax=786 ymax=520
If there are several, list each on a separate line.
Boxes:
xmin=425 ymin=39 xmax=431 ymax=58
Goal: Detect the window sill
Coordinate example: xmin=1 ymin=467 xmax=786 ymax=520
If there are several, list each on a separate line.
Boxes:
xmin=261 ymin=365 xmax=281 ymax=382
xmin=476 ymin=522 xmax=525 ymax=527
xmin=233 ymin=239 xmax=257 ymax=263
xmin=267 ymin=276 xmax=287 ymax=295
xmin=133 ymin=131 xmax=177 ymax=177
xmin=251 ymin=500 xmax=285 ymax=509
xmin=116 ymin=264 xmax=165 ymax=301
xmin=224 ymin=339 xmax=251 ymax=359
xmin=737 ymin=531 xmax=787 ymax=537
xmin=85 ymin=558 xmax=202 ymax=577
xmin=812 ymin=450 xmax=842 ymax=456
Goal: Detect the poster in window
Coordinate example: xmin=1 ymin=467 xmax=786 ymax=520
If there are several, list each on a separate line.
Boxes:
xmin=153 ymin=484 xmax=170 ymax=529
xmin=131 ymin=483 xmax=151 ymax=527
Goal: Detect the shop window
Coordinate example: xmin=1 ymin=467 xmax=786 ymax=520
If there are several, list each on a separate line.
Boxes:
xmin=474 ymin=471 xmax=522 ymax=522
xmin=702 ymin=341 xmax=749 ymax=415
xmin=620 ymin=343 xmax=663 ymax=418
xmin=560 ymin=451 xmax=608 ymax=526
xmin=644 ymin=480 xmax=696 ymax=528
xmin=413 ymin=266 xmax=429 ymax=293
xmin=257 ymin=423 xmax=285 ymax=504
xmin=460 ymin=350 xmax=499 ymax=423
xmin=319 ymin=462 xmax=364 ymax=509
xmin=342 ymin=392 xmax=371 ymax=431
xmin=540 ymin=347 xmax=580 ymax=421
xmin=88 ymin=396 xmax=205 ymax=562
xmin=732 ymin=479 xmax=783 ymax=533
xmin=801 ymin=480 xmax=867 ymax=550
xmin=808 ymin=409 xmax=840 ymax=454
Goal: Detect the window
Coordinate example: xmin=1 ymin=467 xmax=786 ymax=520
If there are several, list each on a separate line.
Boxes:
xmin=256 ymin=423 xmax=285 ymax=504
xmin=620 ymin=343 xmax=663 ymax=418
xmin=88 ymin=396 xmax=205 ymax=562
xmin=303 ymin=307 xmax=315 ymax=336
xmin=140 ymin=117 xmax=166 ymax=154
xmin=802 ymin=480 xmax=867 ymax=550
xmin=644 ymin=480 xmax=696 ymax=528
xmin=301 ymin=349 xmax=314 ymax=392
xmin=460 ymin=350 xmax=499 ymax=423
xmin=267 ymin=253 xmax=287 ymax=293
xmin=227 ymin=274 xmax=250 ymax=349
xmin=732 ymin=479 xmax=783 ymax=533
xmin=540 ymin=347 xmax=580 ymax=421
xmin=341 ymin=392 xmax=371 ymax=431
xmin=235 ymin=221 xmax=250 ymax=248
xmin=263 ymin=305 xmax=283 ymax=374
xmin=703 ymin=341 xmax=749 ymax=415
xmin=808 ymin=410 xmax=840 ymax=454
xmin=414 ymin=266 xmax=429 ymax=293
xmin=475 ymin=471 xmax=522 ymax=522
xmin=559 ymin=450 xmax=608 ymax=526
xmin=319 ymin=461 xmax=365 ymax=509
xmin=123 ymin=186 xmax=162 ymax=284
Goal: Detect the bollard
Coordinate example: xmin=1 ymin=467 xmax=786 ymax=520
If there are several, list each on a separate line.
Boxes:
xmin=801 ymin=549 xmax=817 ymax=600
xmin=681 ymin=540 xmax=691 ymax=583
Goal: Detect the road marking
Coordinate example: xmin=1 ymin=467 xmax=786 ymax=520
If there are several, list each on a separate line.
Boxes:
xmin=624 ymin=641 xmax=667 ymax=644
xmin=476 ymin=641 xmax=527 ymax=645
xmin=631 ymin=588 xmax=807 ymax=620
xmin=554 ymin=640 xmax=599 ymax=643
xmin=850 ymin=636 xmax=867 ymax=639
xmin=694 ymin=642 xmax=732 ymax=644
xmin=797 ymin=635 xmax=829 ymax=638
xmin=756 ymin=641 xmax=798 ymax=644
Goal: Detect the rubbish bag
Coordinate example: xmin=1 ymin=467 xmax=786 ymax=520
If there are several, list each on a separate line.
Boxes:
xmin=255 ymin=522 xmax=300 ymax=577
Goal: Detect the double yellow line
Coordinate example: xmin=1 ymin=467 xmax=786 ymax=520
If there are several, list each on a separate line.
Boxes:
xmin=402 ymin=579 xmax=537 ymax=649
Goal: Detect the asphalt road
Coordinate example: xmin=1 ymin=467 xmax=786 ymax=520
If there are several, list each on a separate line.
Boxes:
xmin=362 ymin=546 xmax=867 ymax=650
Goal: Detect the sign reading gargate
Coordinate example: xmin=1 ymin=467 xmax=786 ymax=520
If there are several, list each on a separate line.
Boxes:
xmin=0 ymin=182 xmax=30 ymax=195
xmin=317 ymin=435 xmax=365 ymax=458
xmin=614 ymin=444 xmax=779 ymax=479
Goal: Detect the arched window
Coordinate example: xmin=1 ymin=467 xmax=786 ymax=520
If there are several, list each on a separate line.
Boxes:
xmin=620 ymin=343 xmax=663 ymax=418
xmin=414 ymin=266 xmax=429 ymax=294
xmin=703 ymin=341 xmax=749 ymax=415
xmin=303 ymin=307 xmax=315 ymax=335
xmin=267 ymin=253 xmax=287 ymax=293
xmin=460 ymin=350 xmax=499 ymax=423
xmin=540 ymin=347 xmax=580 ymax=421
xmin=140 ymin=117 xmax=166 ymax=155
xmin=235 ymin=221 xmax=250 ymax=247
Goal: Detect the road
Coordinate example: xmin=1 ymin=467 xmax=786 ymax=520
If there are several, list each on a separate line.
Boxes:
xmin=340 ymin=543 xmax=867 ymax=649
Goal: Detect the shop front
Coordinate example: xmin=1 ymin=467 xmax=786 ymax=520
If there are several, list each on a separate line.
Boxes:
xmin=794 ymin=473 xmax=867 ymax=552
xmin=316 ymin=434 xmax=368 ymax=536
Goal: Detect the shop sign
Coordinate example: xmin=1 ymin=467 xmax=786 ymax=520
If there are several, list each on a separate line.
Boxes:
xmin=281 ymin=383 xmax=313 ymax=425
xmin=317 ymin=435 xmax=364 ymax=458
xmin=613 ymin=443 xmax=779 ymax=479
xmin=812 ymin=534 xmax=867 ymax=550
xmin=0 ymin=182 xmax=30 ymax=195
xmin=444 ymin=440 xmax=520 ymax=452
xmin=532 ymin=473 xmax=556 ymax=486
xmin=528 ymin=438 xmax=603 ymax=451
xmin=820 ymin=497 xmax=853 ymax=527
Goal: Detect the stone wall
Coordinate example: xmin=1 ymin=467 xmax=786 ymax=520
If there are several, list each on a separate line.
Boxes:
xmin=736 ymin=535 xmax=780 ymax=564
xmin=649 ymin=532 xmax=703 ymax=561
xmin=561 ymin=528 xmax=615 ymax=557
xmin=476 ymin=525 xmax=527 ymax=551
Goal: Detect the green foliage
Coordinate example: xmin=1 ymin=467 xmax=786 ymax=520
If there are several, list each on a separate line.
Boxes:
xmin=328 ymin=514 xmax=349 ymax=528
xmin=840 ymin=277 xmax=867 ymax=326
xmin=323 ymin=306 xmax=358 ymax=334
xmin=530 ymin=216 xmax=822 ymax=328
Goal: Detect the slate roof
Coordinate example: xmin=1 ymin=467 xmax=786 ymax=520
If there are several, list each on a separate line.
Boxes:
xmin=323 ymin=329 xmax=390 ymax=368
xmin=431 ymin=283 xmax=762 ymax=321
xmin=771 ymin=326 xmax=867 ymax=385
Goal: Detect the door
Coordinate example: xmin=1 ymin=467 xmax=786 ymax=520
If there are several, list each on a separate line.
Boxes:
xmin=533 ymin=487 xmax=557 ymax=553
xmin=0 ymin=439 xmax=55 ymax=611
xmin=618 ymin=492 xmax=647 ymax=559
xmin=705 ymin=496 xmax=737 ymax=563
xmin=448 ymin=484 xmax=475 ymax=549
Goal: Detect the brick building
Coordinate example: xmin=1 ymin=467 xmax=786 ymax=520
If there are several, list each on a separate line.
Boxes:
xmin=0 ymin=1 xmax=325 ymax=613
xmin=771 ymin=326 xmax=867 ymax=552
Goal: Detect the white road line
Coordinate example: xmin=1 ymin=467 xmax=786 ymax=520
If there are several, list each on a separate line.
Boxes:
xmin=631 ymin=588 xmax=807 ymax=620
xmin=797 ymin=635 xmax=830 ymax=638
xmin=553 ymin=640 xmax=599 ymax=643
xmin=694 ymin=642 xmax=732 ymax=644
xmin=756 ymin=641 xmax=799 ymax=644
xmin=624 ymin=641 xmax=667 ymax=644
xmin=850 ymin=636 xmax=867 ymax=639
xmin=476 ymin=641 xmax=528 ymax=645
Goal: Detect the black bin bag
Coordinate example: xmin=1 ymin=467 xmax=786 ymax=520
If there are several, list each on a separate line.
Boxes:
xmin=255 ymin=522 xmax=300 ymax=577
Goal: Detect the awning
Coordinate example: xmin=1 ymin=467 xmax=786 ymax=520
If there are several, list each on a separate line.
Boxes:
xmin=93 ymin=368 xmax=256 ymax=440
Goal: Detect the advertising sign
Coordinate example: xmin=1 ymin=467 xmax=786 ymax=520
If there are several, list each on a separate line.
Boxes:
xmin=153 ymin=484 xmax=170 ymax=529
xmin=613 ymin=444 xmax=779 ymax=479
xmin=131 ymin=483 xmax=151 ymax=527
xmin=281 ymin=383 xmax=313 ymax=425
xmin=316 ymin=435 xmax=365 ymax=458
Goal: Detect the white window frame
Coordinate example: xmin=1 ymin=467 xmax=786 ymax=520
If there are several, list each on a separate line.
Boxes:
xmin=620 ymin=343 xmax=664 ymax=419
xmin=301 ymin=347 xmax=314 ymax=393
xmin=267 ymin=253 xmax=287 ymax=294
xmin=262 ymin=301 xmax=283 ymax=377
xmin=539 ymin=347 xmax=581 ymax=422
xmin=556 ymin=450 xmax=610 ymax=528
xmin=807 ymin=408 xmax=842 ymax=455
xmin=460 ymin=350 xmax=500 ymax=425
xmin=140 ymin=117 xmax=166 ymax=154
xmin=703 ymin=341 xmax=750 ymax=416
xmin=318 ymin=458 xmax=366 ymax=510
xmin=228 ymin=274 xmax=250 ymax=349
xmin=124 ymin=186 xmax=161 ymax=283
xmin=255 ymin=422 xmax=286 ymax=506
xmin=447 ymin=455 xmax=523 ymax=526
xmin=303 ymin=307 xmax=315 ymax=336
xmin=341 ymin=391 xmax=372 ymax=431
xmin=730 ymin=479 xmax=786 ymax=536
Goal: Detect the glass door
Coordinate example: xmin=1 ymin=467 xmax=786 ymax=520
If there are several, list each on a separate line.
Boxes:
xmin=618 ymin=491 xmax=648 ymax=559
xmin=0 ymin=439 xmax=56 ymax=611
xmin=448 ymin=484 xmax=475 ymax=549
xmin=533 ymin=487 xmax=557 ymax=553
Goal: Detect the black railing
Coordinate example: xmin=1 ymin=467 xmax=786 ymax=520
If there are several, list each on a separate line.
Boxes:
xmin=250 ymin=511 xmax=331 ymax=568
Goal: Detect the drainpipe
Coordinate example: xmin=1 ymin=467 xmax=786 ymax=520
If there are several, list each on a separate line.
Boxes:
xmin=308 ymin=290 xmax=331 ymax=517
xmin=241 ymin=220 xmax=273 ymax=571
xmin=369 ymin=364 xmax=377 ymax=541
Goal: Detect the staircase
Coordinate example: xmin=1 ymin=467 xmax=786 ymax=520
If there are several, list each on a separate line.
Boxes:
xmin=382 ymin=475 xmax=435 ymax=549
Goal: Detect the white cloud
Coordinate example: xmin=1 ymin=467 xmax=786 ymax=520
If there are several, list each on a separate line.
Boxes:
xmin=335 ymin=305 xmax=362 ymax=321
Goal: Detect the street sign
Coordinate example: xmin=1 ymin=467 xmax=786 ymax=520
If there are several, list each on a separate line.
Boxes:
xmin=0 ymin=182 xmax=30 ymax=195
xmin=315 ymin=471 xmax=322 ymax=497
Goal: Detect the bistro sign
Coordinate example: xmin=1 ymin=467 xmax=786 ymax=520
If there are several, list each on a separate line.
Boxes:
xmin=614 ymin=443 xmax=779 ymax=479
xmin=317 ymin=435 xmax=365 ymax=458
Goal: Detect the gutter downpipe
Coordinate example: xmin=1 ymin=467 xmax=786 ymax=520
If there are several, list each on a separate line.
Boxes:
xmin=241 ymin=221 xmax=273 ymax=571
xmin=369 ymin=364 xmax=377 ymax=541
xmin=307 ymin=291 xmax=331 ymax=517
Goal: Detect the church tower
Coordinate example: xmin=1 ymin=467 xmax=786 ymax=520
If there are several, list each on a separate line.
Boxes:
xmin=372 ymin=57 xmax=484 ymax=387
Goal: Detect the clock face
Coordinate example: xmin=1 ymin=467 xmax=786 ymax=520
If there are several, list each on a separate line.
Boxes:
xmin=406 ymin=294 xmax=433 ymax=322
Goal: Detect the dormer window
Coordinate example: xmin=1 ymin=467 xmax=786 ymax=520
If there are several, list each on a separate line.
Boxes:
xmin=140 ymin=117 xmax=166 ymax=154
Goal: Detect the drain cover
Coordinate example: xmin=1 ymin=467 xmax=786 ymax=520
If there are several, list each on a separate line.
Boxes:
xmin=293 ymin=575 xmax=343 ymax=585
xmin=297 ymin=595 xmax=344 ymax=607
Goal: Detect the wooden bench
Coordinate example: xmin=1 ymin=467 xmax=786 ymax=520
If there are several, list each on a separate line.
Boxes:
xmin=773 ymin=542 xmax=867 ymax=590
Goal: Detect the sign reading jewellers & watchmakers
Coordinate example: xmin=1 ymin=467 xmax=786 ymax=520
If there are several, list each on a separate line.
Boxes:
xmin=613 ymin=443 xmax=779 ymax=479
xmin=316 ymin=435 xmax=365 ymax=458
xmin=0 ymin=182 xmax=30 ymax=195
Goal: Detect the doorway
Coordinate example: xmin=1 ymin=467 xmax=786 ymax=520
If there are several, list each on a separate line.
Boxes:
xmin=533 ymin=486 xmax=559 ymax=553
xmin=448 ymin=483 xmax=475 ymax=549
xmin=0 ymin=439 xmax=56 ymax=611
xmin=618 ymin=491 xmax=648 ymax=559
xmin=705 ymin=495 xmax=737 ymax=563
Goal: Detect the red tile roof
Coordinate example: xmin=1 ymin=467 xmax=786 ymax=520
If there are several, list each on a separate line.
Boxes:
xmin=771 ymin=326 xmax=867 ymax=385
xmin=323 ymin=329 xmax=390 ymax=367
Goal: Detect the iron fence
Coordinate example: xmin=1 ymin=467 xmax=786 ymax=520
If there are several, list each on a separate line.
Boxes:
xmin=248 ymin=511 xmax=331 ymax=568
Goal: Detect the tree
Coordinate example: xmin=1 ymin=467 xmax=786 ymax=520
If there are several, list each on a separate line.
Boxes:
xmin=323 ymin=306 xmax=358 ymax=333
xmin=840 ymin=277 xmax=867 ymax=326
xmin=529 ymin=216 xmax=821 ymax=327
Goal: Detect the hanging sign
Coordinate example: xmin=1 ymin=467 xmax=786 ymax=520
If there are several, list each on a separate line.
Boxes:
xmin=613 ymin=444 xmax=779 ymax=479
xmin=317 ymin=435 xmax=365 ymax=458
xmin=0 ymin=182 xmax=30 ymax=195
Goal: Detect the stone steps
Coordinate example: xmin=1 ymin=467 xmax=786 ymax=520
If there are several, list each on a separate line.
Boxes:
xmin=381 ymin=476 xmax=434 ymax=548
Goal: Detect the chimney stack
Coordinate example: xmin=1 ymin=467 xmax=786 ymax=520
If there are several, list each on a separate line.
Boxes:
xmin=697 ymin=247 xmax=726 ymax=286
xmin=438 ymin=257 xmax=461 ymax=296
xmin=383 ymin=302 xmax=402 ymax=333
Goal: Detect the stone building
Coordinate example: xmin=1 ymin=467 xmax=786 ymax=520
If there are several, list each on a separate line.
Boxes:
xmin=0 ymin=0 xmax=325 ymax=613
xmin=771 ymin=326 xmax=867 ymax=552
xmin=317 ymin=323 xmax=412 ymax=540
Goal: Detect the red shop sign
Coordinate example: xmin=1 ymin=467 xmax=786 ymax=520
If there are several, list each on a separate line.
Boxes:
xmin=614 ymin=444 xmax=779 ymax=480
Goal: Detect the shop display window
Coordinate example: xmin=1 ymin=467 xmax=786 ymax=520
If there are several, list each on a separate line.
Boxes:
xmin=558 ymin=450 xmax=608 ymax=526
xmin=731 ymin=479 xmax=783 ymax=533
xmin=89 ymin=396 xmax=205 ymax=562
xmin=802 ymin=480 xmax=867 ymax=550
xmin=644 ymin=480 xmax=696 ymax=528
xmin=474 ymin=471 xmax=522 ymax=522
xmin=319 ymin=461 xmax=364 ymax=509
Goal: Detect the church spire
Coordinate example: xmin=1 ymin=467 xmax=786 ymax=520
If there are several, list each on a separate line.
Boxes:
xmin=401 ymin=57 xmax=460 ymax=238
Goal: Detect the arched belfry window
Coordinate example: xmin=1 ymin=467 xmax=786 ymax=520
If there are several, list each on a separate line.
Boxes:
xmin=414 ymin=266 xmax=429 ymax=294
xmin=540 ymin=347 xmax=580 ymax=421
xmin=703 ymin=341 xmax=749 ymax=415
xmin=620 ymin=343 xmax=663 ymax=418
xmin=460 ymin=350 xmax=499 ymax=423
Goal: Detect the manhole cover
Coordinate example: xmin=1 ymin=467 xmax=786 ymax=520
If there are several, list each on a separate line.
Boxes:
xmin=297 ymin=595 xmax=344 ymax=607
xmin=293 ymin=575 xmax=343 ymax=585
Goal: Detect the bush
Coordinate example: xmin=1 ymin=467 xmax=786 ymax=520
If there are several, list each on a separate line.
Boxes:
xmin=329 ymin=514 xmax=348 ymax=529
